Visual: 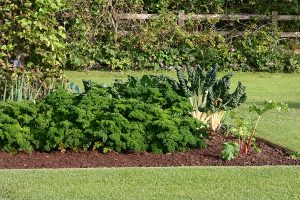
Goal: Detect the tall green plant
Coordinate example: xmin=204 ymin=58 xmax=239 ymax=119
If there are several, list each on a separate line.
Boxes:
xmin=0 ymin=63 xmax=66 ymax=102
xmin=176 ymin=65 xmax=246 ymax=131
xmin=230 ymin=100 xmax=289 ymax=155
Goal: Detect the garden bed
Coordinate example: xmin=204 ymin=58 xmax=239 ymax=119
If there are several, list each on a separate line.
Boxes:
xmin=0 ymin=134 xmax=298 ymax=169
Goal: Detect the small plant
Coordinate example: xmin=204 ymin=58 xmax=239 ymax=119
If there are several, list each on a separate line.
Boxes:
xmin=230 ymin=100 xmax=289 ymax=155
xmin=222 ymin=141 xmax=240 ymax=161
xmin=289 ymin=151 xmax=300 ymax=159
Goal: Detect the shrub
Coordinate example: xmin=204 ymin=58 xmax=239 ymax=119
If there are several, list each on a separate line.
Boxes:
xmin=0 ymin=101 xmax=36 ymax=152
xmin=0 ymin=75 xmax=207 ymax=153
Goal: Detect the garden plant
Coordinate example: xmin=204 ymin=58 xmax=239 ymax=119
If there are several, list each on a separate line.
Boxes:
xmin=222 ymin=100 xmax=289 ymax=160
xmin=0 ymin=1 xmax=299 ymax=199
xmin=176 ymin=65 xmax=247 ymax=131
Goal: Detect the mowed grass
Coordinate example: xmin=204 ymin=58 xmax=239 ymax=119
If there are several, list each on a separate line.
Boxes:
xmin=0 ymin=166 xmax=299 ymax=200
xmin=66 ymin=71 xmax=300 ymax=151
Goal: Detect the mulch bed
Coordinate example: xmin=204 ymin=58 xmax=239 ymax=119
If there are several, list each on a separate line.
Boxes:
xmin=0 ymin=134 xmax=299 ymax=169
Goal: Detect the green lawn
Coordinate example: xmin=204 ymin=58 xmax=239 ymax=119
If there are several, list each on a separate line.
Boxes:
xmin=0 ymin=166 xmax=299 ymax=200
xmin=66 ymin=71 xmax=300 ymax=151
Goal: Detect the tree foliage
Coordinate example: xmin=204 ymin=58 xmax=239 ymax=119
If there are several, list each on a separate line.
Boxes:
xmin=1 ymin=0 xmax=299 ymax=72
xmin=0 ymin=0 xmax=66 ymax=69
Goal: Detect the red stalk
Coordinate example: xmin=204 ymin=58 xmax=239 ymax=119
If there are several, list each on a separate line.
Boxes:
xmin=241 ymin=135 xmax=245 ymax=151
xmin=246 ymin=116 xmax=261 ymax=155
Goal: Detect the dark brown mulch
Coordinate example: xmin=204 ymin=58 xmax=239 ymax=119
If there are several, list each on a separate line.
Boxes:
xmin=0 ymin=134 xmax=299 ymax=169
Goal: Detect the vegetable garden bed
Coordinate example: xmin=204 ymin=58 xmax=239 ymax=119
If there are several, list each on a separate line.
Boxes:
xmin=1 ymin=67 xmax=298 ymax=168
xmin=0 ymin=133 xmax=298 ymax=169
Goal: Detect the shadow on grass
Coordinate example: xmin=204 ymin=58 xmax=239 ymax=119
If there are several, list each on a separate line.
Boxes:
xmin=285 ymin=102 xmax=300 ymax=109
xmin=246 ymin=101 xmax=300 ymax=109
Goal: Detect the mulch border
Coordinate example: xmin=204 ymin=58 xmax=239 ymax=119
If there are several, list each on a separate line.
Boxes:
xmin=0 ymin=134 xmax=298 ymax=169
xmin=255 ymin=136 xmax=294 ymax=154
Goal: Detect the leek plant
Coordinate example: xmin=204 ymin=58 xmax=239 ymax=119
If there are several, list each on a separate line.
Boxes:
xmin=0 ymin=63 xmax=66 ymax=102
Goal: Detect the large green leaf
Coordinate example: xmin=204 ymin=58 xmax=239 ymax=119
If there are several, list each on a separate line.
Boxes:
xmin=222 ymin=141 xmax=240 ymax=161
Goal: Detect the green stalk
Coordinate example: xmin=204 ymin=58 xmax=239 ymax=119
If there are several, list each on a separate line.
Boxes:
xmin=15 ymin=78 xmax=19 ymax=101
xmin=3 ymin=80 xmax=7 ymax=101
xmin=17 ymin=74 xmax=24 ymax=102
xmin=10 ymin=84 xmax=14 ymax=101
xmin=33 ymin=83 xmax=43 ymax=103
xmin=29 ymin=83 xmax=33 ymax=101
xmin=23 ymin=79 xmax=27 ymax=101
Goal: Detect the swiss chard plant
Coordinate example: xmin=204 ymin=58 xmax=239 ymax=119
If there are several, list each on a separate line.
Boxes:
xmin=176 ymin=65 xmax=247 ymax=131
xmin=289 ymin=151 xmax=300 ymax=159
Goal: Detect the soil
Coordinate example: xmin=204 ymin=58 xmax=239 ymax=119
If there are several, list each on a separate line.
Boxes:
xmin=0 ymin=134 xmax=299 ymax=169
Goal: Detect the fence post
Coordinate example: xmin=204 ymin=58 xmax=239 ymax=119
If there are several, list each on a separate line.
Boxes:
xmin=272 ymin=11 xmax=278 ymax=26
xmin=178 ymin=10 xmax=185 ymax=26
xmin=109 ymin=0 xmax=118 ymax=33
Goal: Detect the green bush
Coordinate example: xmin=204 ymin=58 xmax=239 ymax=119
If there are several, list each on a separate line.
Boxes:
xmin=0 ymin=101 xmax=36 ymax=152
xmin=0 ymin=75 xmax=207 ymax=153
xmin=1 ymin=0 xmax=299 ymax=72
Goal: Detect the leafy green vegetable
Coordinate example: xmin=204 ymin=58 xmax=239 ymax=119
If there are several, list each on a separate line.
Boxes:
xmin=289 ymin=151 xmax=300 ymax=159
xmin=230 ymin=100 xmax=289 ymax=155
xmin=0 ymin=75 xmax=208 ymax=153
xmin=249 ymin=100 xmax=289 ymax=115
xmin=69 ymin=82 xmax=81 ymax=93
xmin=222 ymin=141 xmax=240 ymax=161
xmin=176 ymin=65 xmax=246 ymax=131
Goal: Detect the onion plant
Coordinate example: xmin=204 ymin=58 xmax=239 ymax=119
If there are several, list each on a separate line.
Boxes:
xmin=0 ymin=63 xmax=66 ymax=102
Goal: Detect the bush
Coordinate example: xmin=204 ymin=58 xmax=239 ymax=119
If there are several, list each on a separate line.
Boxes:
xmin=1 ymin=1 xmax=298 ymax=72
xmin=0 ymin=101 xmax=36 ymax=152
xmin=0 ymin=75 xmax=207 ymax=153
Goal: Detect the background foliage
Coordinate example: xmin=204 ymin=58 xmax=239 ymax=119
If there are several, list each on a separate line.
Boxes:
xmin=1 ymin=0 xmax=299 ymax=72
xmin=0 ymin=0 xmax=66 ymax=69
xmin=62 ymin=0 xmax=300 ymax=72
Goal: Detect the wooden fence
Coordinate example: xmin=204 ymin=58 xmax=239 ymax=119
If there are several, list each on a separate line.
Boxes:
xmin=116 ymin=11 xmax=300 ymax=38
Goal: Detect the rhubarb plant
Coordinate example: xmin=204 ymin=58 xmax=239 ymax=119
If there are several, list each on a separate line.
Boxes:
xmin=222 ymin=141 xmax=240 ymax=161
xmin=176 ymin=65 xmax=247 ymax=131
xmin=230 ymin=100 xmax=289 ymax=155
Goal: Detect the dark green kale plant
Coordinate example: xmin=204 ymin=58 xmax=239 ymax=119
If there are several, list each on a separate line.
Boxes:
xmin=0 ymin=75 xmax=208 ymax=153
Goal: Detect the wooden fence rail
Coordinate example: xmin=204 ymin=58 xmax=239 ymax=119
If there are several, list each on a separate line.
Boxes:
xmin=116 ymin=11 xmax=300 ymax=38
